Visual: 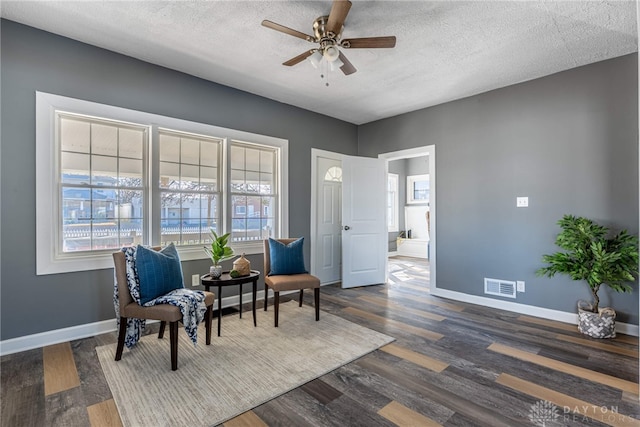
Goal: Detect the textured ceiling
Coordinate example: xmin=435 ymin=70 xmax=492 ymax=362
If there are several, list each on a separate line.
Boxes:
xmin=1 ymin=1 xmax=637 ymax=125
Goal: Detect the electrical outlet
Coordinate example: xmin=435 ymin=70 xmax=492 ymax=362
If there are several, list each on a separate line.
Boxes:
xmin=516 ymin=197 xmax=529 ymax=208
xmin=192 ymin=274 xmax=200 ymax=287
xmin=516 ymin=281 xmax=525 ymax=292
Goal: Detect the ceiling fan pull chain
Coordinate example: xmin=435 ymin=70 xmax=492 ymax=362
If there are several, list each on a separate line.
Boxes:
xmin=325 ymin=61 xmax=330 ymax=87
xmin=325 ymin=61 xmax=331 ymax=87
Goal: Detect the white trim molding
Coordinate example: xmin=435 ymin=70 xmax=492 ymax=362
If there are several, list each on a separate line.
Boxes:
xmin=0 ymin=318 xmax=118 ymax=357
xmin=0 ymin=290 xmax=279 ymax=356
xmin=431 ymin=287 xmax=639 ymax=337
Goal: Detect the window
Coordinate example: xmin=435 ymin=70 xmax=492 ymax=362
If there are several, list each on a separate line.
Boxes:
xmin=324 ymin=166 xmax=342 ymax=182
xmin=36 ymin=92 xmax=288 ymax=274
xmin=407 ymin=174 xmax=429 ymax=204
xmin=230 ymin=141 xmax=277 ymax=242
xmin=387 ymin=173 xmax=399 ymax=232
xmin=158 ymin=130 xmax=221 ymax=247
xmin=59 ymin=113 xmax=147 ymax=252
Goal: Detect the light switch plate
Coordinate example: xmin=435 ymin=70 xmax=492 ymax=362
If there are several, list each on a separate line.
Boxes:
xmin=516 ymin=197 xmax=529 ymax=207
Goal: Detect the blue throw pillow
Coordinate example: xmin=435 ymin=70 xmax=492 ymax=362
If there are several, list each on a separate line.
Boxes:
xmin=136 ymin=243 xmax=184 ymax=305
xmin=268 ymin=238 xmax=307 ymax=276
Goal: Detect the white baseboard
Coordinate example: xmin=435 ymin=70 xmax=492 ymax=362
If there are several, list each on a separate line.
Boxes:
xmin=431 ymin=287 xmax=639 ymax=337
xmin=388 ymin=251 xmax=398 ymax=257
xmin=0 ymin=290 xmax=273 ymax=356
xmin=0 ymin=318 xmax=118 ymax=356
xmin=4 ymin=287 xmax=636 ymax=356
xmin=320 ymin=280 xmax=341 ymax=286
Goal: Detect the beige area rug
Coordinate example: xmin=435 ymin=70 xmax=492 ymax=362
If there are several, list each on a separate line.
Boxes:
xmin=96 ymin=301 xmax=394 ymax=427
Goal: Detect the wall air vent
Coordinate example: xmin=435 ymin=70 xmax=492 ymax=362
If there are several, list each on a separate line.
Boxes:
xmin=484 ymin=278 xmax=516 ymax=298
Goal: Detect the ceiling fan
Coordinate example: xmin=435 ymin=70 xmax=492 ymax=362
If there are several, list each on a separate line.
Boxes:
xmin=261 ymin=0 xmax=396 ymax=76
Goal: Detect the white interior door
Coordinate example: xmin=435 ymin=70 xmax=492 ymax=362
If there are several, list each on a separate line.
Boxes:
xmin=341 ymin=155 xmax=387 ymax=288
xmin=314 ymin=156 xmax=342 ymax=284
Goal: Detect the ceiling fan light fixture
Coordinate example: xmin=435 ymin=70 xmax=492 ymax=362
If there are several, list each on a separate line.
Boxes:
xmin=329 ymin=56 xmax=344 ymax=71
xmin=308 ymin=50 xmax=323 ymax=68
xmin=263 ymin=0 xmax=395 ymax=78
xmin=323 ymin=45 xmax=340 ymax=62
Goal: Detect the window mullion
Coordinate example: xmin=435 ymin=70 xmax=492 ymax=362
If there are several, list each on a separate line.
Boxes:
xmin=222 ymin=138 xmax=230 ymax=236
xmin=273 ymin=147 xmax=280 ymax=238
xmin=149 ymin=125 xmax=160 ymax=246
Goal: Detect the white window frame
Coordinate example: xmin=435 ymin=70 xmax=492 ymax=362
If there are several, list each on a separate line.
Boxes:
xmin=387 ymin=173 xmax=399 ymax=232
xmin=407 ymin=174 xmax=430 ymax=204
xmin=57 ymin=112 xmax=149 ymax=255
xmin=36 ymin=92 xmax=288 ymax=275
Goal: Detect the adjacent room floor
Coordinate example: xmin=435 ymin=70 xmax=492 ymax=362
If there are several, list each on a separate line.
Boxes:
xmin=2 ymin=263 xmax=638 ymax=426
xmin=388 ymin=255 xmax=430 ymax=292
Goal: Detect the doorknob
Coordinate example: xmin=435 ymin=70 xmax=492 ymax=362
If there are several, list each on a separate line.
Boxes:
xmin=343 ymin=225 xmax=350 ymax=230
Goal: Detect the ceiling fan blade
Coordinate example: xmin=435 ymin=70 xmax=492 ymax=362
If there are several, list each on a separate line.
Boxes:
xmin=283 ymin=50 xmax=315 ymax=67
xmin=326 ymin=0 xmax=352 ymax=36
xmin=262 ymin=20 xmax=315 ymax=42
xmin=341 ymin=36 xmax=397 ymax=49
xmin=338 ymin=51 xmax=357 ymax=75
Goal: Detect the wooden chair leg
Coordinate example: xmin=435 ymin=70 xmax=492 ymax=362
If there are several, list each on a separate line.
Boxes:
xmin=314 ymin=288 xmax=320 ymax=321
xmin=274 ymin=291 xmax=280 ymax=327
xmin=299 ymin=289 xmax=303 ymax=307
xmin=264 ymin=284 xmax=269 ymax=311
xmin=115 ymin=317 xmax=128 ymax=361
xmin=170 ymin=321 xmax=178 ymax=371
xmin=158 ymin=321 xmax=166 ymax=339
xmin=205 ymin=304 xmax=213 ymax=345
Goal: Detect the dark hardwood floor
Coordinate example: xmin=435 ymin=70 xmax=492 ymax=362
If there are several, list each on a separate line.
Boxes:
xmin=2 ymin=256 xmax=638 ymax=426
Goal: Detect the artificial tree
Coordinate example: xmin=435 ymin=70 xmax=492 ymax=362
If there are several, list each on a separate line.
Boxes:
xmin=536 ymin=214 xmax=638 ymax=313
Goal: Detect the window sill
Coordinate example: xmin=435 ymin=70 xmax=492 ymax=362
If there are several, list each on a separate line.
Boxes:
xmin=36 ymin=242 xmax=266 ymax=275
xmin=179 ymin=241 xmax=264 ymax=261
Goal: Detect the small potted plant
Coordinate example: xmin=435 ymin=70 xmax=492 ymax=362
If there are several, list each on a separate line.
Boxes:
xmin=204 ymin=229 xmax=234 ymax=279
xmin=536 ymin=215 xmax=638 ymax=338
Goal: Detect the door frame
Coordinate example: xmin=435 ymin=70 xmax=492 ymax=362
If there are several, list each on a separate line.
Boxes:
xmin=378 ymin=145 xmax=436 ymax=291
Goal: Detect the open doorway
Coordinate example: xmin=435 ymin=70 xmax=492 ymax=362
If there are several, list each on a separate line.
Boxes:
xmin=379 ymin=146 xmax=436 ymax=291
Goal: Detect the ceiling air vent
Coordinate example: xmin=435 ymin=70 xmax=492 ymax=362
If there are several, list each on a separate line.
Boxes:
xmin=484 ymin=278 xmax=516 ymax=299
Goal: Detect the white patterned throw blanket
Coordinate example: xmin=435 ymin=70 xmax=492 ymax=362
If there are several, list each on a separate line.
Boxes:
xmin=113 ymin=246 xmax=207 ymax=348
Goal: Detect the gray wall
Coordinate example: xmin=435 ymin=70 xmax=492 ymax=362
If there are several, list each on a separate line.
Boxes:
xmin=0 ymin=20 xmax=358 ymax=340
xmin=359 ymin=54 xmax=639 ymax=324
xmin=407 ymin=155 xmax=429 ymax=176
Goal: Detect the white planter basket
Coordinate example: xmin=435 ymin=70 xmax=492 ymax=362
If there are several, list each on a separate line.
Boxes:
xmin=577 ymin=300 xmax=616 ymax=339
